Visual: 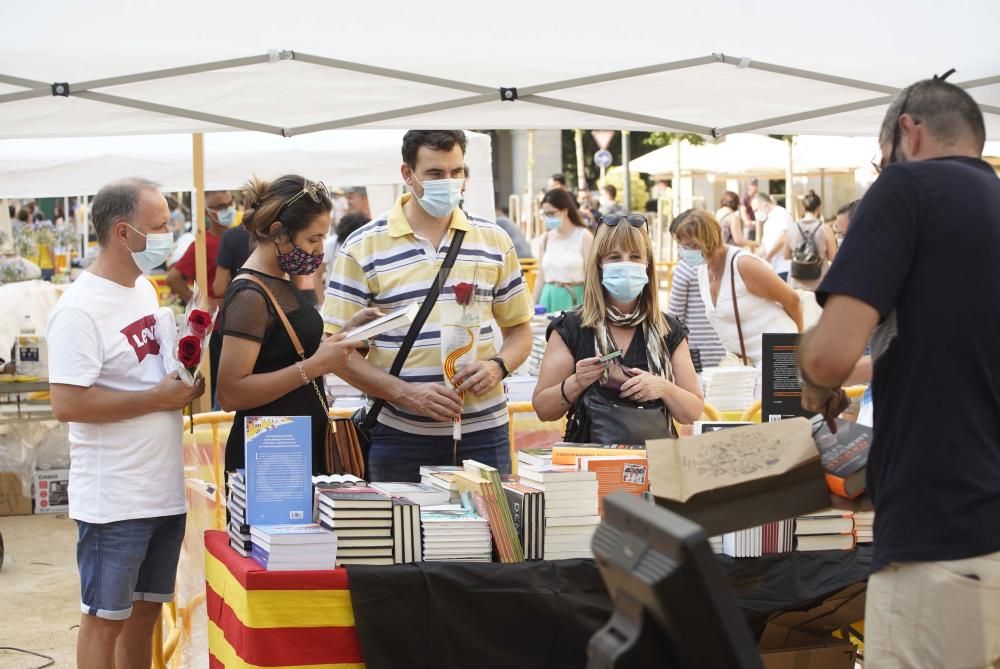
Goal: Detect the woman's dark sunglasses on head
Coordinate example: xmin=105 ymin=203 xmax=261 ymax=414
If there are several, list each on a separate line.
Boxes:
xmin=598 ymin=213 xmax=648 ymax=229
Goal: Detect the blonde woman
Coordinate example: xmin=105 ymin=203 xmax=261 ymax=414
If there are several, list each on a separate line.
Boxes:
xmin=673 ymin=209 xmax=801 ymax=367
xmin=533 ymin=214 xmax=704 ymax=441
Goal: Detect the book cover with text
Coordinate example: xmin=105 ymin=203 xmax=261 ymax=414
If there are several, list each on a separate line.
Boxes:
xmin=245 ymin=416 xmax=312 ymax=526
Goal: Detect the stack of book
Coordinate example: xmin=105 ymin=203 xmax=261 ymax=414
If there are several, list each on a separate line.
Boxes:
xmin=249 ymin=524 xmax=338 ymax=571
xmin=708 ymin=535 xmax=725 ymax=554
xmin=389 ymin=497 xmax=422 ymax=564
xmin=420 ymin=506 xmax=492 ymax=562
xmin=372 ymin=482 xmax=450 ymax=507
xmin=794 ymin=509 xmax=857 ymax=551
xmin=720 ymin=521 xmax=794 ymax=558
xmin=454 ymin=460 xmax=524 ymax=563
xmin=517 ymin=449 xmax=600 ymax=559
xmin=548 ymin=443 xmax=650 ymax=516
xmin=854 ymin=510 xmax=874 ymax=544
xmin=702 ymin=366 xmax=758 ymax=412
xmin=501 ymin=481 xmax=544 ymax=560
xmin=227 ymin=471 xmax=251 ymax=558
xmin=419 ymin=465 xmax=464 ymax=502
xmin=316 ymin=486 xmax=394 ymax=566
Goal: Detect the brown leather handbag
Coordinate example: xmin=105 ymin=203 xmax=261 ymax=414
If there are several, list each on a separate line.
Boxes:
xmin=238 ymin=274 xmax=364 ymax=477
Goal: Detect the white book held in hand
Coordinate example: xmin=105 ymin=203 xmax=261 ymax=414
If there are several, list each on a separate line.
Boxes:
xmin=339 ymin=303 xmax=420 ymax=344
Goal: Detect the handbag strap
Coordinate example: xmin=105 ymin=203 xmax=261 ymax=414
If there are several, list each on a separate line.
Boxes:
xmin=236 ymin=273 xmax=333 ymax=417
xmin=364 ymin=228 xmax=466 ymax=427
xmin=729 ymin=251 xmax=749 ymax=365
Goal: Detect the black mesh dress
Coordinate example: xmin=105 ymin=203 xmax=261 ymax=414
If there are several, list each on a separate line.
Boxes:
xmin=219 ymin=268 xmax=328 ymax=475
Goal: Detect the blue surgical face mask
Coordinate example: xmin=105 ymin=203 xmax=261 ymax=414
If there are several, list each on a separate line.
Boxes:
xmin=126 ymin=224 xmax=173 ymax=273
xmin=215 ymin=206 xmax=236 ymax=227
xmin=544 ymin=215 xmax=562 ymax=230
xmin=601 ymin=261 xmax=648 ymax=303
xmin=411 ymin=173 xmax=464 ymax=218
xmin=679 ymin=247 xmax=706 ymax=267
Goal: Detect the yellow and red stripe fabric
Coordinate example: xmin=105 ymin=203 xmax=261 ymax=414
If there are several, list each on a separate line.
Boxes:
xmin=204 ymin=530 xmax=366 ymax=669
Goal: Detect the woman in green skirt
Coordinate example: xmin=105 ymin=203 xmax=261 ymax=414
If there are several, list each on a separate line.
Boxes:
xmin=533 ymin=188 xmax=593 ymax=314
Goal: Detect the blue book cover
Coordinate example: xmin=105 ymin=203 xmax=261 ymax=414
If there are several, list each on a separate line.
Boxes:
xmin=244 ymin=416 xmax=312 ymax=526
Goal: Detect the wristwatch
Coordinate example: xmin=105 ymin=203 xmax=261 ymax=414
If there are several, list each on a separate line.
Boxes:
xmin=489 ymin=356 xmax=510 ymax=379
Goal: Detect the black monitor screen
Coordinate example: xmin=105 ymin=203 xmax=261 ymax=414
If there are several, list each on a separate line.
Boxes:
xmin=588 ymin=492 xmax=762 ymax=669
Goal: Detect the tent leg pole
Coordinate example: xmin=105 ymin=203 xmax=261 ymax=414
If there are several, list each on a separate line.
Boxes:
xmin=622 ymin=130 xmax=631 ymax=212
xmin=192 ymin=133 xmax=211 ymax=414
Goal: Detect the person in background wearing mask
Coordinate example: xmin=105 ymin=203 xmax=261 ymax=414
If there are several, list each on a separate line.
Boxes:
xmin=216 ymin=175 xmax=377 ymax=475
xmin=167 ymin=189 xmax=234 ymax=308
xmin=533 ymin=188 xmax=593 ymax=313
xmin=675 ymin=209 xmax=801 ymax=366
xmin=532 ymin=213 xmax=704 ymax=437
xmin=598 ymin=184 xmax=626 ymax=216
xmin=46 ymin=178 xmax=205 ymax=669
xmin=752 ymin=192 xmax=793 ymax=281
xmin=324 ymin=130 xmax=534 ymax=482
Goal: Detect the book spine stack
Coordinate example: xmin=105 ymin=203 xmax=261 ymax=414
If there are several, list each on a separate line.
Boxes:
xmin=853 ymin=511 xmax=874 ymax=544
xmin=793 ymin=510 xmax=858 ymax=552
xmin=227 ymin=472 xmax=250 ymax=558
xmin=720 ymin=521 xmax=794 ymax=558
xmin=391 ymin=498 xmax=423 ymax=564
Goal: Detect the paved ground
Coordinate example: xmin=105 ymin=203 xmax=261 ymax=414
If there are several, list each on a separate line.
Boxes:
xmin=0 ymin=513 xmax=79 ymax=668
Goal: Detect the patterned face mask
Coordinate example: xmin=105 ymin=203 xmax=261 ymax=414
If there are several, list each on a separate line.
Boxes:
xmin=274 ymin=240 xmax=323 ymax=276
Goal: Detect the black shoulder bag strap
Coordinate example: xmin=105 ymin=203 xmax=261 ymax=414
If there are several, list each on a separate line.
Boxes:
xmin=362 ymin=228 xmax=466 ymax=428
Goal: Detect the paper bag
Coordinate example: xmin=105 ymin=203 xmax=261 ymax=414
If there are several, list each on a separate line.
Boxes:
xmin=646 ymin=419 xmax=829 ymax=535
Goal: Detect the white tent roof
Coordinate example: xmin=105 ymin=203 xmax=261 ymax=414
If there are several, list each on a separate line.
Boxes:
xmin=1 ymin=0 xmax=999 ymax=139
xmin=628 ymin=135 xmax=882 ymax=175
xmin=0 ymin=130 xmax=497 ymax=220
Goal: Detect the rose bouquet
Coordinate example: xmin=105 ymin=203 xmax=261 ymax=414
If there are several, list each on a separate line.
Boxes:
xmin=176 ymin=284 xmax=218 ymax=431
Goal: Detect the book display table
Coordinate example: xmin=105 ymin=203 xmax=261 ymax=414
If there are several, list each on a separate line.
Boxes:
xmin=205 ymin=530 xmax=872 ymax=669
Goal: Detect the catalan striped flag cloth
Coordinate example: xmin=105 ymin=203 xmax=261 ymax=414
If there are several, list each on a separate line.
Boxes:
xmin=204 ymin=531 xmax=365 ymax=669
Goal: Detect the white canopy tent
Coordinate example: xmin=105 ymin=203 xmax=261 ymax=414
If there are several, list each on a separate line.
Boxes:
xmin=1 ymin=0 xmax=999 ymax=140
xmin=0 ymin=129 xmax=497 ymax=220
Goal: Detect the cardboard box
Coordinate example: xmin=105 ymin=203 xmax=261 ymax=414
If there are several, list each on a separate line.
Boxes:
xmin=0 ymin=471 xmax=33 ymax=516
xmin=759 ymin=583 xmax=864 ymax=669
xmin=34 ymin=468 xmax=70 ymax=514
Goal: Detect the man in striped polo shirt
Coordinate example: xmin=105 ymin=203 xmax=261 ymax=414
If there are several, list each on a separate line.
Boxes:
xmin=323 ymin=130 xmax=534 ymax=482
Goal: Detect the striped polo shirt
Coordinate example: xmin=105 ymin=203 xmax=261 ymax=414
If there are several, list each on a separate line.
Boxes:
xmin=323 ymin=194 xmax=534 ymax=437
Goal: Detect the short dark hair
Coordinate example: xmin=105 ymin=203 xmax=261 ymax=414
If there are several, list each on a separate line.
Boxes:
xmin=91 ymin=177 xmax=161 ymax=246
xmin=241 ymin=174 xmax=332 ymax=247
xmin=401 ymin=130 xmax=467 ymax=168
xmin=879 ymin=78 xmax=986 ymax=152
xmin=602 ymin=184 xmax=617 ymax=199
xmin=802 ymin=189 xmax=822 ymax=214
xmin=336 ymin=212 xmax=371 ymax=245
xmin=836 ymin=199 xmax=860 ymax=220
xmin=497 ymin=205 xmax=509 ymax=216
xmin=550 ymin=173 xmax=567 ymax=186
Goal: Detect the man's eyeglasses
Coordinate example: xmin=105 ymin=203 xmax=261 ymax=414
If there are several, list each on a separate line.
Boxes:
xmin=277 ymin=178 xmax=330 ymax=217
xmin=598 ymin=213 xmax=648 ymax=230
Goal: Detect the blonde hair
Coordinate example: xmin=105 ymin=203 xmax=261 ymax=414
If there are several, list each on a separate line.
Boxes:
xmin=673 ymin=208 xmax=724 ymax=255
xmin=581 ymin=221 xmax=667 ymax=333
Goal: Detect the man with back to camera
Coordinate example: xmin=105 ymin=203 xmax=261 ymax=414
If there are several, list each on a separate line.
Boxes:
xmin=323 ymin=130 xmax=534 ymax=482
xmin=547 ymin=173 xmax=567 ymax=191
xmin=798 ymin=77 xmax=1000 ymax=667
xmin=751 ymin=192 xmax=792 ymax=281
xmin=47 ymin=177 xmax=205 ymax=669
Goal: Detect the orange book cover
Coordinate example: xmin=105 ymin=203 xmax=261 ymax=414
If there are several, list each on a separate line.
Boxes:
xmin=579 ymin=456 xmax=650 ymax=516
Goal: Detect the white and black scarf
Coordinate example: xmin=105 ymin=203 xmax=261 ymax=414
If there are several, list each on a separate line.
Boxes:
xmin=594 ymin=304 xmax=673 ymax=384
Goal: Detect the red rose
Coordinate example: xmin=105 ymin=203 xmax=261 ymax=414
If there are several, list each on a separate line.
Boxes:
xmin=188 ymin=309 xmax=213 ymax=337
xmin=453 ymin=282 xmax=475 ymax=306
xmin=177 ymin=335 xmax=202 ymax=369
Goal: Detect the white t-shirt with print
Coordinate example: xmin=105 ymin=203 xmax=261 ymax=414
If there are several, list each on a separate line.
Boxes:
xmin=46 ymin=271 xmax=185 ymax=524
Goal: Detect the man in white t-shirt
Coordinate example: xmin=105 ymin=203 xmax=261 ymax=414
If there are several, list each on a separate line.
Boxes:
xmin=752 ymin=192 xmax=793 ymax=281
xmin=47 ymin=177 xmax=204 ymax=669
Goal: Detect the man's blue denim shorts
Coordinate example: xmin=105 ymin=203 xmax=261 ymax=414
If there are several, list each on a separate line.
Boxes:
xmin=76 ymin=513 xmax=186 ymax=620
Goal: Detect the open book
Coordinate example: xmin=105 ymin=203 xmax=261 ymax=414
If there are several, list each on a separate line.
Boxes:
xmin=339 ymin=303 xmax=420 ymax=344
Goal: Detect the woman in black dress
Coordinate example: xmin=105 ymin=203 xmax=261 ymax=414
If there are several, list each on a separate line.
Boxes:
xmin=216 ymin=174 xmax=377 ymax=474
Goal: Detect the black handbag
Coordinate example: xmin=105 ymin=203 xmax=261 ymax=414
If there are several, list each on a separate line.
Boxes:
xmin=565 ymin=384 xmax=675 ymax=445
xmin=351 ymin=229 xmax=467 ymax=456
